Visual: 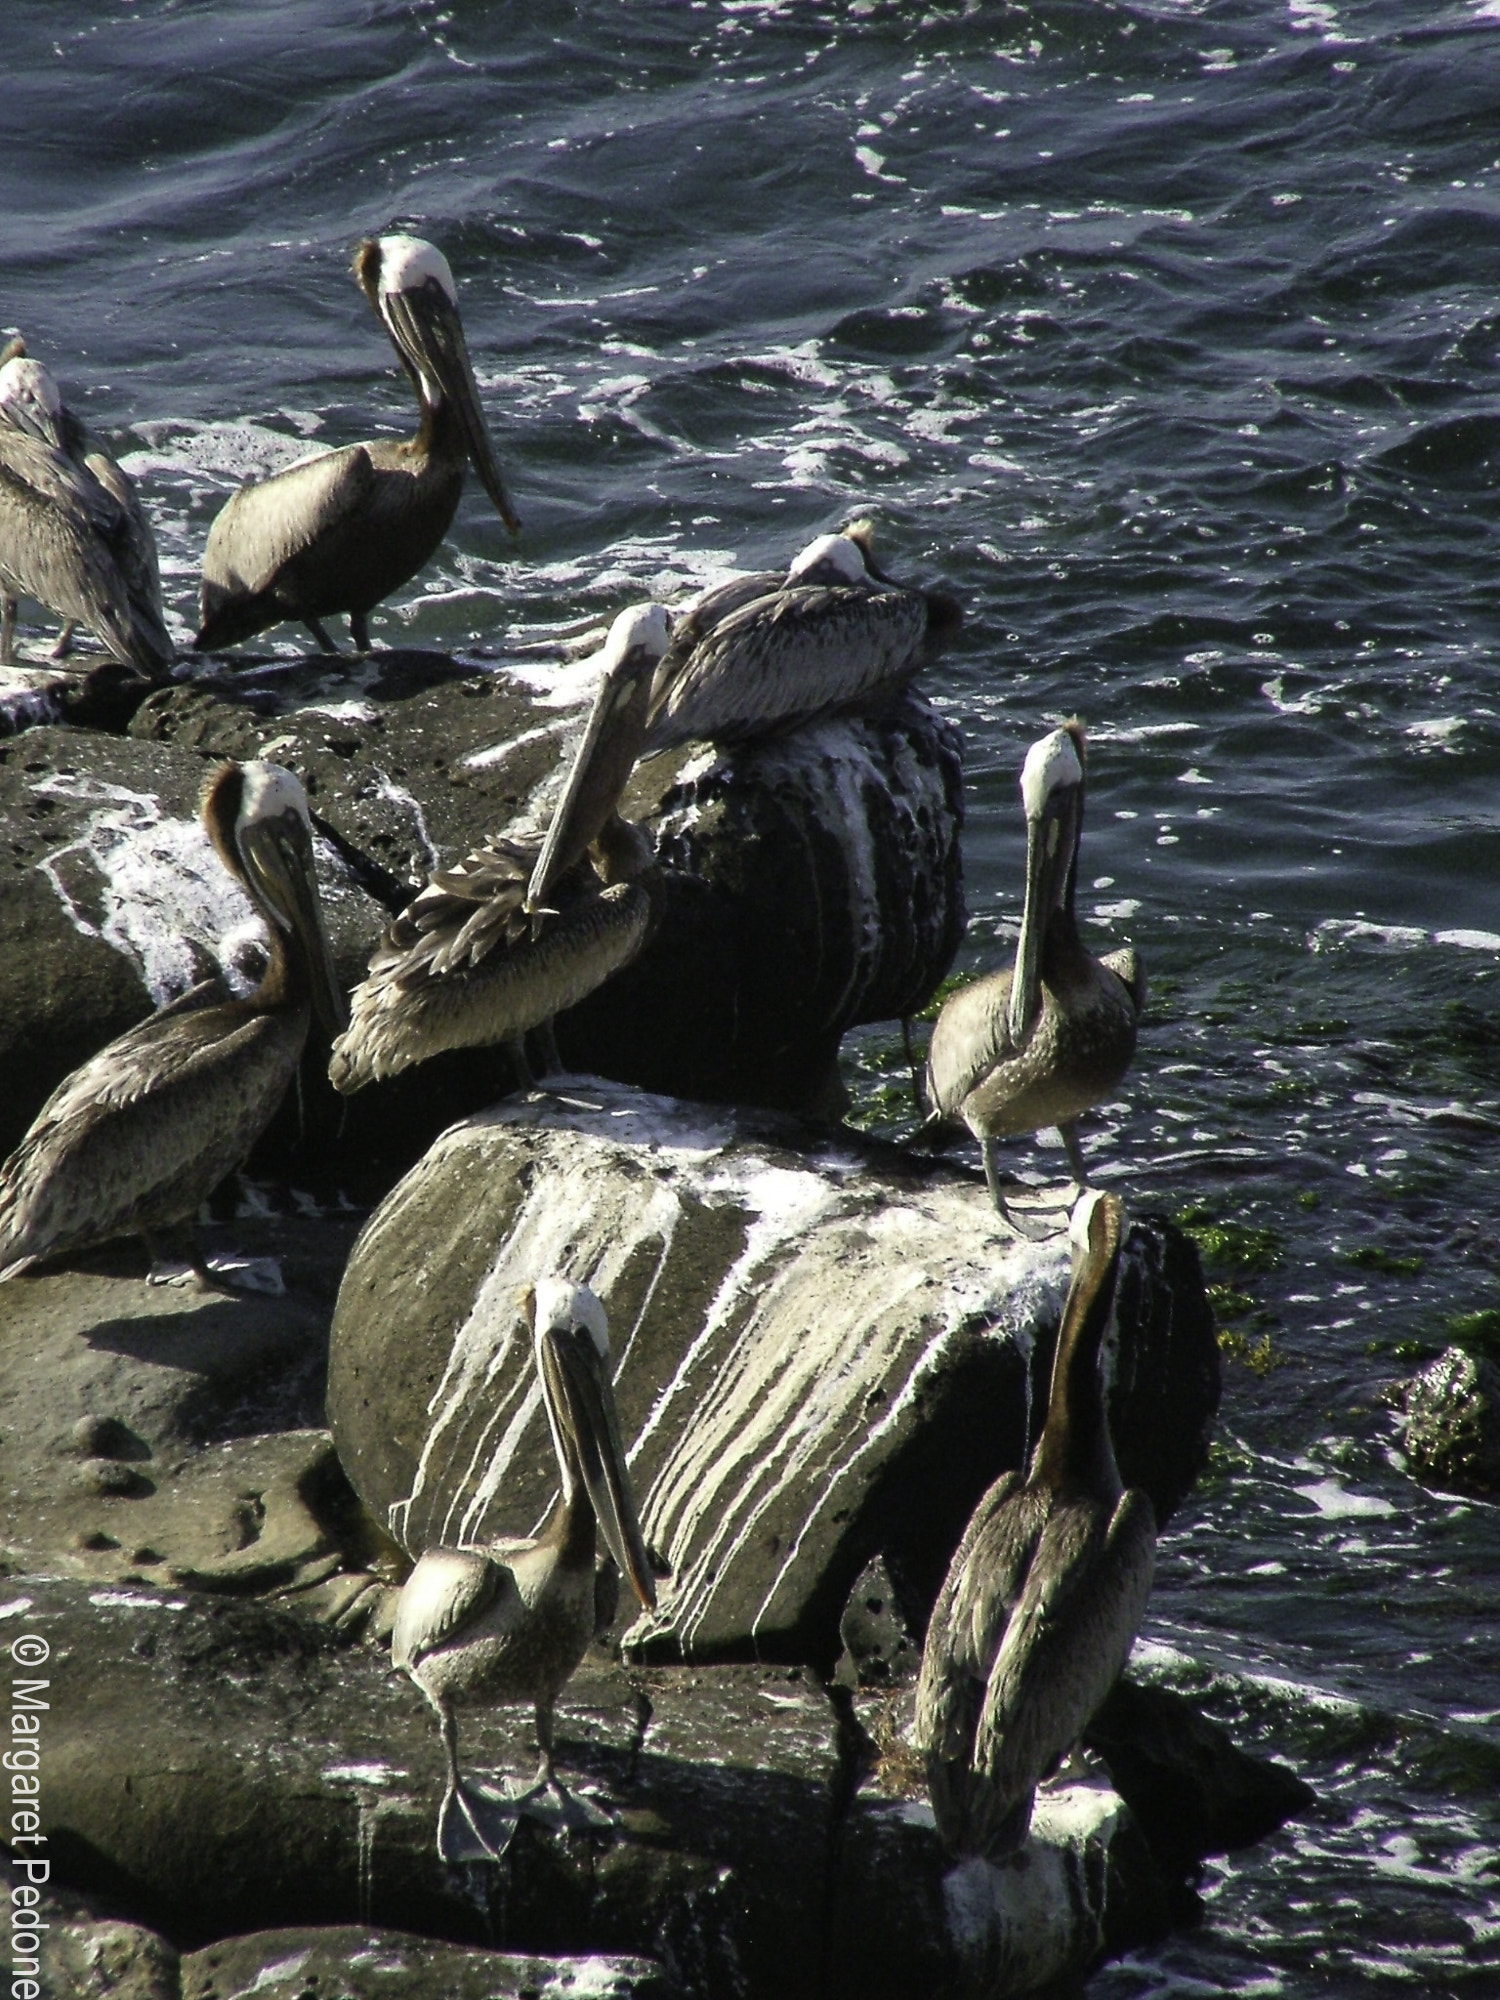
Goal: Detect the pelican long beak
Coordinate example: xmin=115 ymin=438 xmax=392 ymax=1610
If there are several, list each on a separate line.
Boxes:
xmin=1045 ymin=1190 xmax=1125 ymax=1409
xmin=545 ymin=1325 xmax=656 ymax=1613
xmin=1007 ymin=783 xmax=1079 ymax=1049
xmin=382 ymin=282 xmax=520 ymax=534
xmin=1068 ymin=1187 xmax=1123 ymax=1291
xmin=526 ymin=672 xmax=649 ymax=914
xmin=525 ymin=608 xmax=669 ymax=913
xmin=238 ymin=812 xmax=349 ymax=1036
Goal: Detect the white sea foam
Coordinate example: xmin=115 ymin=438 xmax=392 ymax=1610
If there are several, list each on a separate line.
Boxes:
xmin=1294 ymin=1478 xmax=1396 ymax=1520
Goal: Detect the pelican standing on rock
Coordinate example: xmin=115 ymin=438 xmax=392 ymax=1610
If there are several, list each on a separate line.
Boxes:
xmin=328 ymin=602 xmax=670 ymax=1092
xmin=0 ymin=337 xmax=172 ymax=674
xmin=194 ymin=234 xmax=519 ymax=656
xmin=924 ymin=722 xmax=1144 ymax=1219
xmin=0 ymin=760 xmax=346 ymax=1284
xmin=392 ymin=1277 xmax=657 ymax=1861
xmin=640 ymin=520 xmax=962 ymax=755
xmin=913 ymin=1190 xmax=1156 ymax=1861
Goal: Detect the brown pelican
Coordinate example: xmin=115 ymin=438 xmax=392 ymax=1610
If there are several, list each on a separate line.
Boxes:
xmin=194 ymin=234 xmax=519 ymax=656
xmin=0 ymin=337 xmax=172 ymax=675
xmin=327 ymin=602 xmax=669 ymax=1092
xmin=0 ymin=760 xmax=346 ymax=1284
xmin=640 ymin=520 xmax=962 ymax=755
xmin=392 ymin=1277 xmax=656 ymax=1861
xmin=924 ymin=722 xmax=1144 ymax=1218
xmin=913 ymin=1190 xmax=1156 ymax=1861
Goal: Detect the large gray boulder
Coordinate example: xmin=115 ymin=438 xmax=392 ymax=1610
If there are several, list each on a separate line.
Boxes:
xmin=328 ymin=1081 xmax=1218 ymax=1670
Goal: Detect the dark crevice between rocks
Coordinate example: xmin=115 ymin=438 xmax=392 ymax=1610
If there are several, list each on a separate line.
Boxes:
xmin=816 ymin=1678 xmax=879 ymax=2000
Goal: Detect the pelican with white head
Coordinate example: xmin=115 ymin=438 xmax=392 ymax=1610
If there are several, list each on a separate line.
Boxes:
xmin=196 ymin=231 xmax=518 ymax=657
xmin=924 ymin=721 xmax=1144 ymax=1223
xmin=392 ymin=1277 xmax=657 ymax=1862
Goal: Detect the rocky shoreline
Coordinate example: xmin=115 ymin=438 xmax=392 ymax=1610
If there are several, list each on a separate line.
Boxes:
xmin=0 ymin=645 xmax=1313 ymax=1998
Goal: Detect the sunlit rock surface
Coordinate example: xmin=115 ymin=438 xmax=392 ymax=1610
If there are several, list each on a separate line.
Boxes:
xmin=328 ymin=1080 xmax=1218 ymax=1669
xmin=0 ymin=1211 xmax=392 ymax=1625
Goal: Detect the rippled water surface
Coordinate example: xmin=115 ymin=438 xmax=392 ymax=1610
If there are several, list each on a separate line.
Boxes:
xmin=6 ymin=1 xmax=1500 ymax=1990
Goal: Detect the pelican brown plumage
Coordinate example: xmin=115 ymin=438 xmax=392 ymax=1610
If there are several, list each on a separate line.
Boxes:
xmin=924 ymin=722 xmax=1144 ymax=1218
xmin=392 ymin=1276 xmax=657 ymax=1861
xmin=0 ymin=336 xmax=172 ymax=675
xmin=0 ymin=760 xmax=346 ymax=1284
xmin=194 ymin=234 xmax=519 ymax=656
xmin=640 ymin=520 xmax=962 ymax=755
xmin=913 ymin=1189 xmax=1156 ymax=1861
xmin=328 ymin=602 xmax=669 ymax=1093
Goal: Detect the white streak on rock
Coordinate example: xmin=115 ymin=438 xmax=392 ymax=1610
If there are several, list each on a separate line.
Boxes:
xmin=370 ymin=767 xmax=440 ymax=873
xmin=33 ymin=775 xmax=262 ymax=1003
xmin=296 ymin=698 xmax=379 ymax=725
xmin=461 ymin=719 xmax=570 ymax=769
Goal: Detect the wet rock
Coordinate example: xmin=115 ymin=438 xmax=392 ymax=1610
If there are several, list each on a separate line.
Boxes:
xmin=20 ymin=1583 xmax=806 ymax=1988
xmin=33 ymin=1881 xmax=180 ymax=2000
xmin=67 ymin=1413 xmax=145 ymax=1460
xmin=128 ymin=650 xmax=566 ymax=897
xmin=179 ymin=1928 xmax=671 ymax=1998
xmin=1082 ymin=1677 xmax=1315 ymax=1885
xmin=328 ymin=1081 xmax=1218 ymax=1670
xmin=25 ymin=1577 xmax=1171 ymax=2000
xmin=564 ymin=694 xmax=964 ymax=1112
xmin=1394 ymin=1344 xmax=1500 ymax=1500
xmin=0 ymin=657 xmax=155 ymax=742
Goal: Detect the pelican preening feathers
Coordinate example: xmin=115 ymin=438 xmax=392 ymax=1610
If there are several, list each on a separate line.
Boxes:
xmin=641 ymin=519 xmax=962 ymax=755
xmin=392 ymin=1277 xmax=656 ymax=1861
xmin=327 ymin=602 xmax=670 ymax=1093
xmin=0 ymin=760 xmax=345 ymax=1285
xmin=0 ymin=337 xmax=173 ymax=676
xmin=195 ymin=234 xmax=519 ymax=657
xmin=913 ymin=1190 xmax=1156 ymax=1861
xmin=924 ymin=722 xmax=1144 ymax=1218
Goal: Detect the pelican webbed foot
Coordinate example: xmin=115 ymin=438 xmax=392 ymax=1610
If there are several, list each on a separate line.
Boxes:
xmin=437 ymin=1775 xmax=526 ymax=1863
xmin=142 ymin=1232 xmax=284 ymax=1295
xmin=436 ymin=1774 xmax=616 ymax=1863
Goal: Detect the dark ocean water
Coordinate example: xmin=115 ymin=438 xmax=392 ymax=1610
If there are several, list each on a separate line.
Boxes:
xmin=6 ymin=1 xmax=1500 ymax=1990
